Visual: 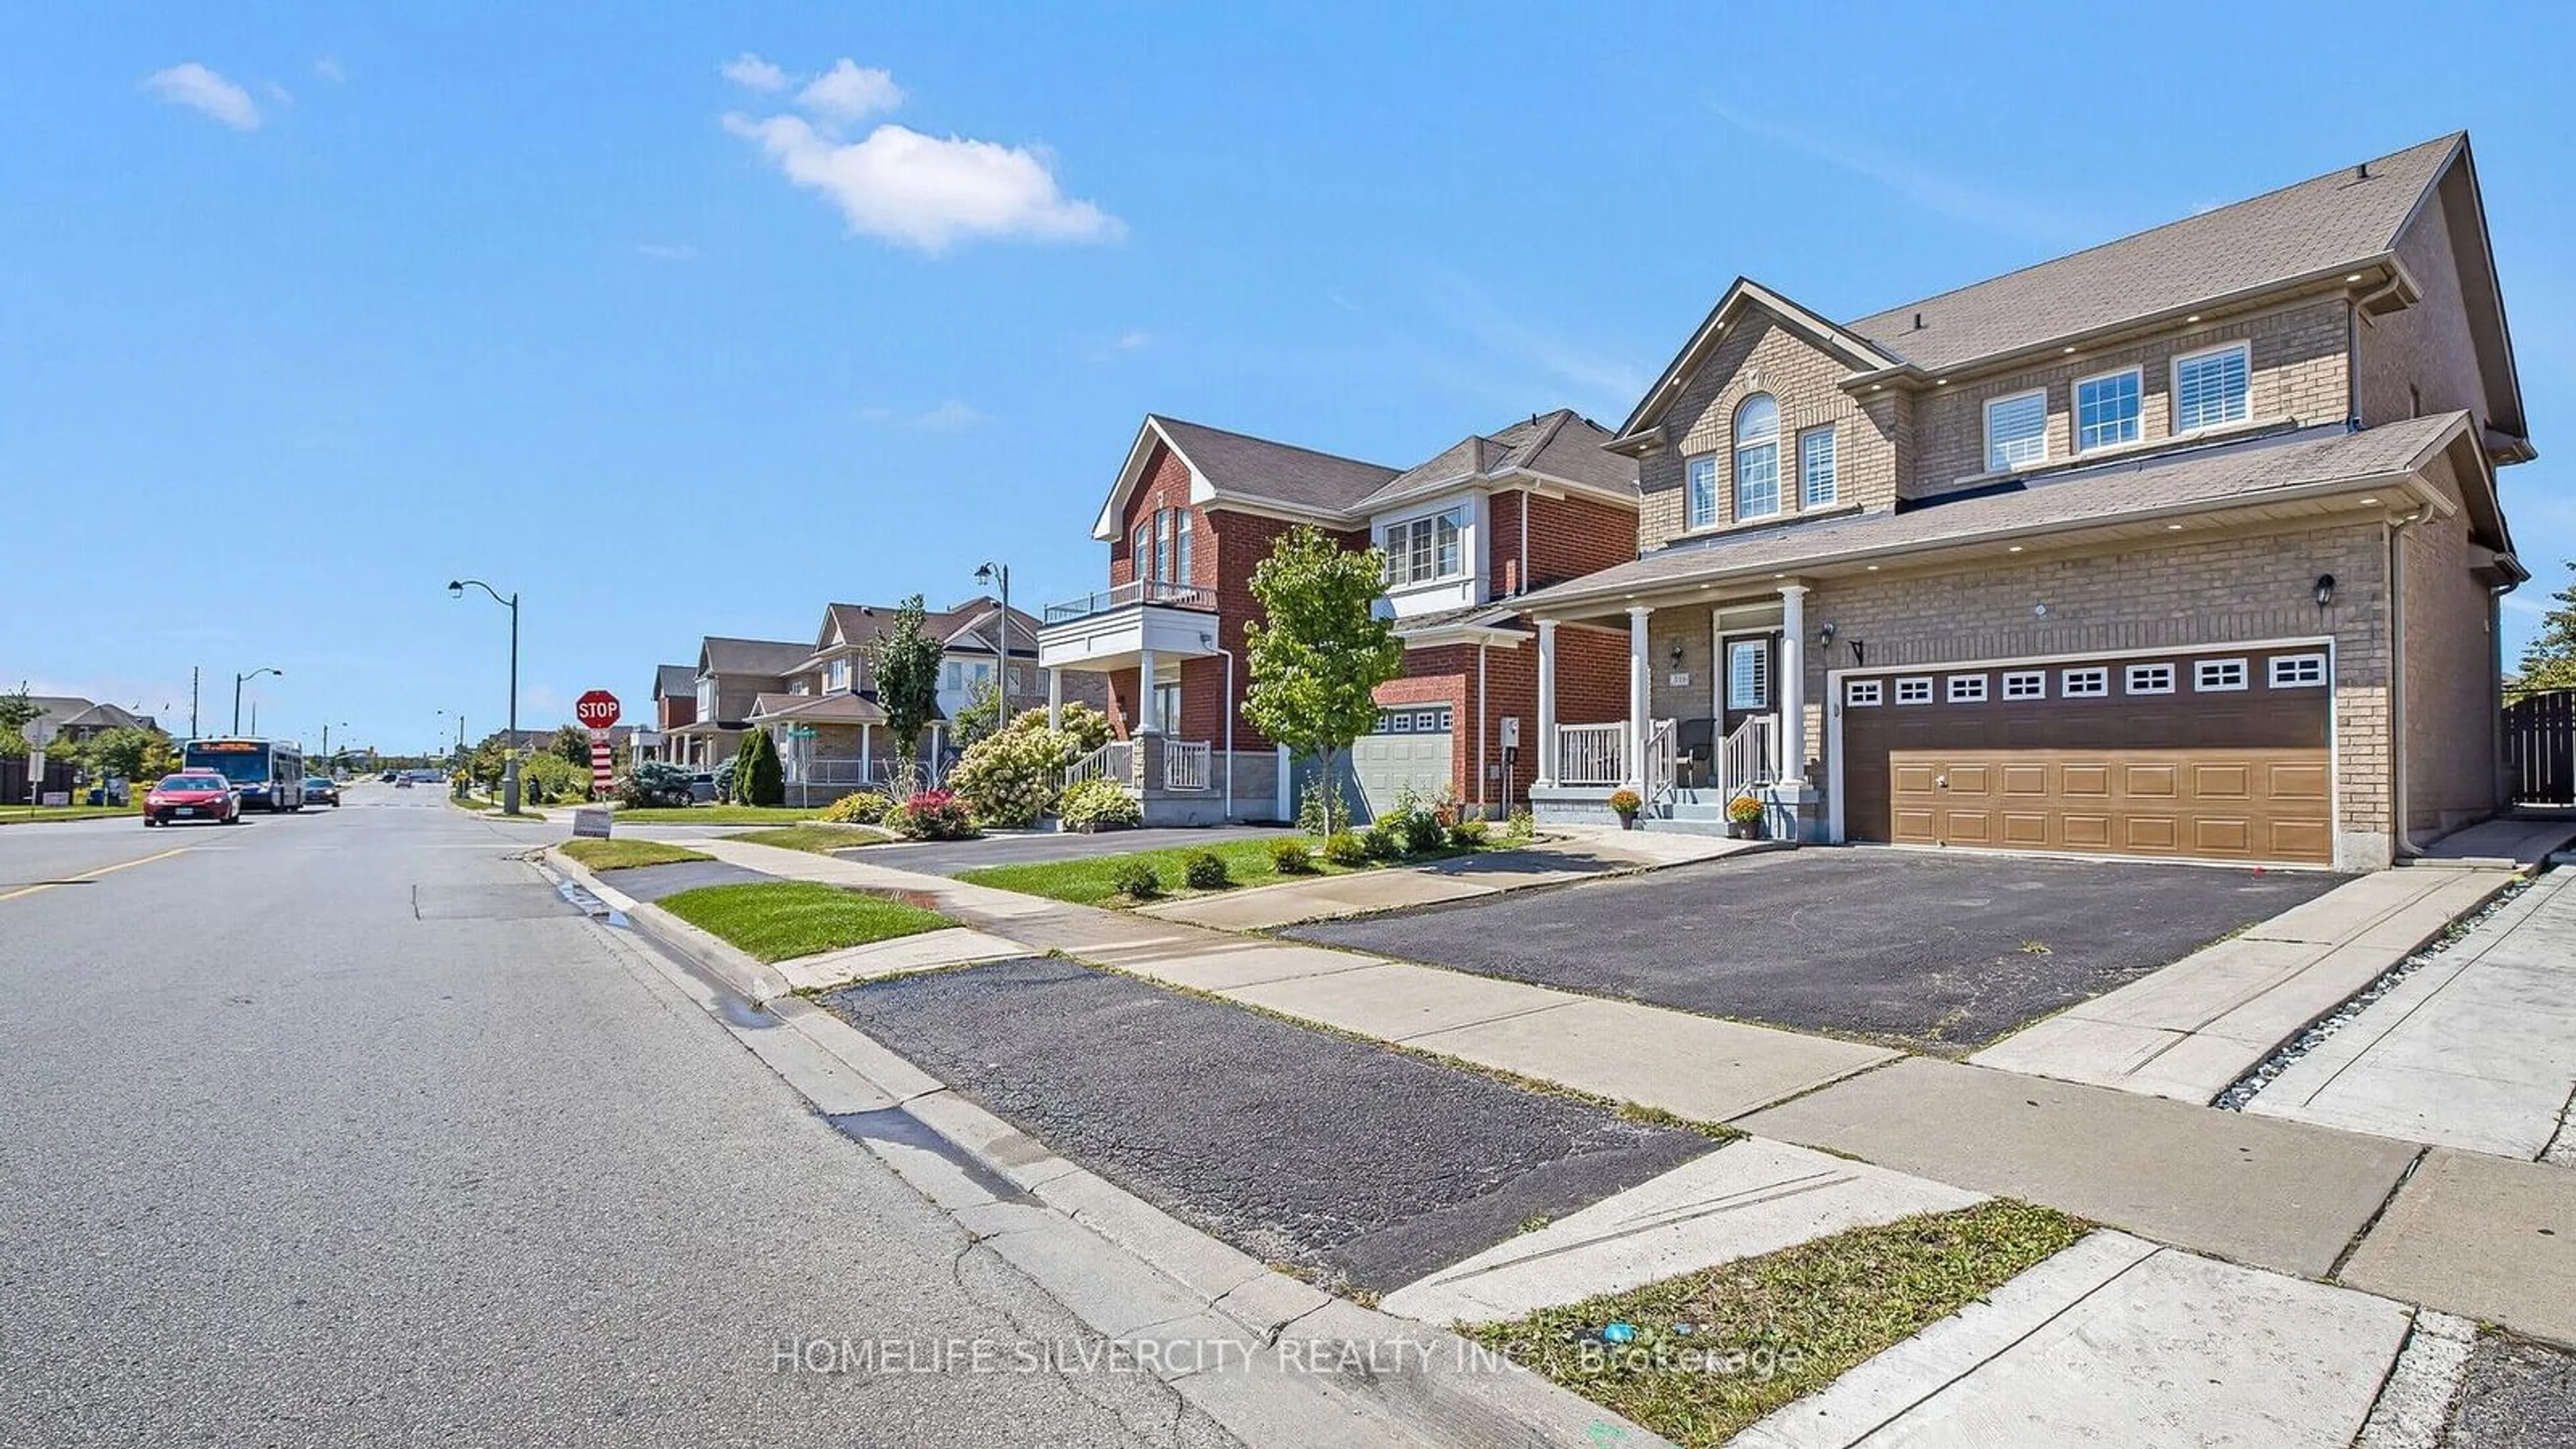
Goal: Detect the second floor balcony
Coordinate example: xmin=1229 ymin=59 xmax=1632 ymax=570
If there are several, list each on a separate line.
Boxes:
xmin=1038 ymin=578 xmax=1221 ymax=674
xmin=1040 ymin=578 xmax=1216 ymax=625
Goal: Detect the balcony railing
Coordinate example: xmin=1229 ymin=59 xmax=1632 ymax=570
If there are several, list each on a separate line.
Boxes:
xmin=1555 ymin=722 xmax=1627 ymax=787
xmin=1042 ymin=578 xmax=1218 ymax=625
xmin=1163 ymin=741 xmax=1212 ymax=792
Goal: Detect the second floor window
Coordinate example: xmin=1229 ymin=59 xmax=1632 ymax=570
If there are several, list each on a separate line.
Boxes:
xmin=1733 ymin=394 xmax=1780 ymax=520
xmin=1799 ymin=425 xmax=1837 ymax=508
xmin=1686 ymin=454 xmax=1718 ymax=530
xmin=1154 ymin=508 xmax=1174 ymax=584
xmin=1985 ymin=389 xmax=2047 ymax=471
xmin=2174 ymin=343 xmax=2251 ymax=432
xmin=2076 ymin=368 xmax=2141 ymax=452
xmin=1383 ymin=509 xmax=1464 ymax=587
xmin=827 ymin=659 xmax=850 ymax=691
xmin=1174 ymin=511 xmax=1192 ymax=582
xmin=1132 ymin=520 xmax=1150 ymax=579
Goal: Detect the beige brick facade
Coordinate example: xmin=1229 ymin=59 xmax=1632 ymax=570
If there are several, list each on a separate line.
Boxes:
xmin=1636 ymin=315 xmax=1896 ymax=551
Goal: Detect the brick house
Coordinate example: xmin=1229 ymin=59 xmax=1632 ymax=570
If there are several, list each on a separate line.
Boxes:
xmin=644 ymin=663 xmax=696 ymax=763
xmin=1036 ymin=410 xmax=1638 ymax=822
xmin=1518 ymin=132 xmax=2531 ymax=872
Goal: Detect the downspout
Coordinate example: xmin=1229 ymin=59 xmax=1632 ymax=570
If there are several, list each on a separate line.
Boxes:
xmin=2387 ymin=507 xmax=2430 ymax=860
xmin=1519 ymin=492 xmax=1530 ymax=598
xmin=1476 ymin=639 xmax=1490 ymax=816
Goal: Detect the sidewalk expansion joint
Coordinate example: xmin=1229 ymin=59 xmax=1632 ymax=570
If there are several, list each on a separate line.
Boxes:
xmin=1387 ymin=998 xmax=1576 ymax=1045
xmin=2330 ymin=1144 xmax=2429 ymax=1285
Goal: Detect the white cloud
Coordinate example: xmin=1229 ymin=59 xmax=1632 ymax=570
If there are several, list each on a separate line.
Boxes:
xmin=315 ymin=56 xmax=346 ymax=84
xmin=1711 ymin=105 xmax=2091 ymax=245
xmin=726 ymin=111 xmax=1121 ymax=252
xmin=264 ymin=81 xmax=294 ymax=106
xmin=721 ymin=52 xmax=788 ymax=93
xmin=637 ymin=242 xmax=700 ymax=262
xmin=141 ymin=62 xmax=263 ymax=131
xmin=1115 ymin=330 xmax=1150 ymax=350
xmin=863 ymin=400 xmax=987 ymax=430
xmin=796 ymin=58 xmax=903 ymax=121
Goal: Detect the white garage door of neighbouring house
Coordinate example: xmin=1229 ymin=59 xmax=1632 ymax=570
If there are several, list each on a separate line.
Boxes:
xmin=1351 ymin=705 xmax=1454 ymax=820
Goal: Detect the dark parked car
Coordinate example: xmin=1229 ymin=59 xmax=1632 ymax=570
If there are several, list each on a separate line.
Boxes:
xmin=303 ymin=776 xmax=341 ymax=807
xmin=143 ymin=773 xmax=241 ymax=826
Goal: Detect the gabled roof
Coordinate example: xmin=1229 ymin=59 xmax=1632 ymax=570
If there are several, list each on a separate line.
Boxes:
xmin=1091 ymin=415 xmax=1399 ymax=539
xmin=1356 ymin=409 xmax=1638 ymax=514
xmin=1522 ymin=413 xmax=2485 ymax=610
xmin=653 ymin=664 xmax=695 ymax=700
xmin=56 ymin=701 xmax=147 ymax=732
xmin=1843 ymin=133 xmax=2466 ymax=376
xmin=697 ymin=636 xmax=810 ymax=679
xmin=747 ymin=692 xmax=884 ymax=724
xmin=812 ymin=598 xmax=1040 ymax=658
xmin=1616 ymin=278 xmax=1909 ymax=443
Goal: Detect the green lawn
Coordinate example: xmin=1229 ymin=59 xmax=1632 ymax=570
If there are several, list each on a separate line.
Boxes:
xmin=0 ymin=803 xmax=136 ymax=825
xmin=957 ymin=835 xmax=1472 ymax=907
xmin=608 ymin=804 xmax=833 ymax=824
xmin=1464 ymin=1199 xmax=2085 ymax=1446
xmin=658 ymin=880 xmax=951 ymax=962
xmin=729 ymin=823 xmax=894 ymax=854
xmin=559 ymin=838 xmax=711 ymax=871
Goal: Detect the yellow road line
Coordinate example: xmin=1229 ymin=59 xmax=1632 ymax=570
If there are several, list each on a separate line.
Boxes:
xmin=0 ymin=846 xmax=192 ymax=903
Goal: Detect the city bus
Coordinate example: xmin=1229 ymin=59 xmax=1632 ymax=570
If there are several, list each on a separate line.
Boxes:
xmin=182 ymin=737 xmax=306 ymax=813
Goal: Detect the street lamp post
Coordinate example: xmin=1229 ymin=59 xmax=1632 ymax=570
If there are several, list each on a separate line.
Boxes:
xmin=232 ymin=667 xmax=282 ymax=735
xmin=448 ymin=579 xmax=521 ymax=813
xmin=975 ymin=561 xmax=1012 ymax=743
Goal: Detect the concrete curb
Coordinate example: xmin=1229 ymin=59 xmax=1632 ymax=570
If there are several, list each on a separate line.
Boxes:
xmin=537 ymin=846 xmax=1672 ymax=1448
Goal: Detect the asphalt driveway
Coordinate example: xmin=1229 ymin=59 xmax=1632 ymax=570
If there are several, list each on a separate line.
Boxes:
xmin=864 ymin=824 xmax=1295 ymax=875
xmin=820 ymin=956 xmax=1714 ymax=1293
xmin=1289 ymin=849 xmax=2347 ymax=1052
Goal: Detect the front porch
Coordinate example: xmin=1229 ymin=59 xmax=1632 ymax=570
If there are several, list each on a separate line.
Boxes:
xmin=1038 ymin=579 xmax=1277 ymax=822
xmin=1529 ymin=584 xmax=1821 ymax=840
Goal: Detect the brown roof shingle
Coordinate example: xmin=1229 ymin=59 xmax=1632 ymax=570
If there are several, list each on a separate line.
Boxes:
xmin=1149 ymin=415 xmax=1400 ymax=517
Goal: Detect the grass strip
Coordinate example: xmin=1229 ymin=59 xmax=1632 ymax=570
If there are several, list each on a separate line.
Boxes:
xmin=608 ymin=804 xmax=832 ymax=824
xmin=959 ymin=836 xmax=1472 ymax=907
xmin=1463 ymin=1199 xmax=2086 ymax=1446
xmin=660 ymin=880 xmax=950 ymax=963
xmin=729 ymin=823 xmax=893 ymax=854
xmin=559 ymin=839 xmax=711 ymax=871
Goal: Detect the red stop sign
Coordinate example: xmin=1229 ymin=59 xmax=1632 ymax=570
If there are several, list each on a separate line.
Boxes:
xmin=574 ymin=690 xmax=621 ymax=729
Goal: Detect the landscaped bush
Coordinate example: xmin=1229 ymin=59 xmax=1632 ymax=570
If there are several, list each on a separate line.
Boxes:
xmin=1400 ymin=809 xmax=1446 ymax=855
xmin=1363 ymin=822 xmax=1403 ymax=859
xmin=1449 ymin=816 xmax=1489 ymax=848
xmin=1297 ymin=776 xmax=1353 ymax=837
xmin=1182 ymin=851 xmax=1230 ymax=890
xmin=616 ymin=761 xmax=696 ymax=808
xmin=1059 ymin=776 xmax=1143 ymax=832
xmin=947 ymin=702 xmax=1120 ymax=828
xmin=735 ymin=730 xmax=786 ymax=808
xmin=519 ymin=751 xmax=586 ymax=806
xmin=1109 ymin=859 xmax=1163 ymax=900
xmin=1506 ymin=807 xmax=1536 ymax=840
xmin=890 ymin=789 xmax=976 ymax=841
xmin=712 ymin=756 xmax=738 ymax=803
xmin=1322 ymin=830 xmax=1372 ymax=867
xmin=819 ymin=790 xmax=890 ymax=824
xmin=1269 ymin=838 xmax=1317 ymax=875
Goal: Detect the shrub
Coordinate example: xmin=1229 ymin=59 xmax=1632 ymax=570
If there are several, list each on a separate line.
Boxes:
xmin=712 ymin=756 xmax=738 ymax=803
xmin=1506 ymin=807 xmax=1536 ymax=840
xmin=1362 ymin=822 xmax=1403 ymax=859
xmin=1322 ymin=830 xmax=1372 ymax=867
xmin=1182 ymin=851 xmax=1230 ymax=890
xmin=1400 ymin=810 xmax=1446 ymax=855
xmin=736 ymin=730 xmax=786 ymax=808
xmin=1297 ymin=776 xmax=1352 ymax=837
xmin=1110 ymin=859 xmax=1163 ymax=900
xmin=617 ymin=761 xmax=694 ymax=808
xmin=819 ymin=790 xmax=890 ymax=824
xmin=1449 ymin=816 xmax=1489 ymax=848
xmin=1608 ymin=787 xmax=1642 ymax=820
xmin=1269 ymin=838 xmax=1317 ymax=875
xmin=892 ymin=789 xmax=977 ymax=841
xmin=1059 ymin=776 xmax=1143 ymax=832
xmin=519 ymin=751 xmax=587 ymax=806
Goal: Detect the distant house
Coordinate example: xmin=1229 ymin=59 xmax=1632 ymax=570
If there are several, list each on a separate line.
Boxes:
xmin=25 ymin=698 xmax=158 ymax=749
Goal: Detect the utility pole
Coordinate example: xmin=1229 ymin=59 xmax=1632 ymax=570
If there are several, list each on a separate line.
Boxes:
xmin=190 ymin=666 xmax=199 ymax=739
xmin=449 ymin=580 xmax=521 ymax=812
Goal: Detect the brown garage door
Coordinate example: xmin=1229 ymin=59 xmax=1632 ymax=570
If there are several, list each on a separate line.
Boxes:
xmin=1841 ymin=645 xmax=2332 ymax=865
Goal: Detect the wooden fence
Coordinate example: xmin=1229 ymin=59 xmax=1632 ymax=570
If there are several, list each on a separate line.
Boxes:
xmin=2504 ymin=689 xmax=2575 ymax=804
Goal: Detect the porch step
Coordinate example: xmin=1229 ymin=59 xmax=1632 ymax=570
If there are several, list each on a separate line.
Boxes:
xmin=1640 ymin=815 xmax=1741 ymax=838
xmin=1666 ymin=802 xmax=1729 ymax=822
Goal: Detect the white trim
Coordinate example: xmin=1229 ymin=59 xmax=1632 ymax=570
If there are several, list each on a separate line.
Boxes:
xmin=2125 ymin=661 xmax=2178 ymax=696
xmin=1982 ymin=386 xmax=2049 ymax=472
xmin=2073 ymin=364 xmax=2144 ymax=454
xmin=2002 ymin=669 xmax=2045 ymax=700
xmin=2171 ymin=341 xmax=2254 ymax=434
xmin=2060 ymin=667 xmax=2110 ymax=697
xmin=1946 ymin=673 xmax=1989 ymax=703
xmin=2194 ymin=657 xmax=2251 ymax=692
xmin=1798 ymin=424 xmax=1839 ymax=509
xmin=1824 ymin=634 xmax=2342 ymax=856
xmin=1893 ymin=676 xmax=1934 ymax=704
xmin=1685 ymin=453 xmax=1719 ymax=531
xmin=1845 ymin=678 xmax=1883 ymax=706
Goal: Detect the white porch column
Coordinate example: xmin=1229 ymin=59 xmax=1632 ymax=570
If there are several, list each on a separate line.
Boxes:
xmin=859 ymin=722 xmax=872 ymax=784
xmin=1046 ymin=669 xmax=1063 ymax=731
xmin=1626 ymin=605 xmax=1653 ymax=789
xmin=1778 ymin=584 xmax=1809 ymax=785
xmin=1534 ymin=619 xmax=1559 ymax=788
xmin=1136 ymin=647 xmax=1159 ymax=734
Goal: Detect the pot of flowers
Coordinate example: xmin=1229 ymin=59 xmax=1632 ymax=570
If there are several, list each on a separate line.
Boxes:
xmin=1726 ymin=793 xmax=1764 ymax=839
xmin=1608 ymin=788 xmax=1642 ymax=830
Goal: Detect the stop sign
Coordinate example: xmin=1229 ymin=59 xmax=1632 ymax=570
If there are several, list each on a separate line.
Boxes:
xmin=574 ymin=690 xmax=621 ymax=730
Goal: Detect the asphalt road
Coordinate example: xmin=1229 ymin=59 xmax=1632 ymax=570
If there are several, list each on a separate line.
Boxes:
xmin=1292 ymin=849 xmax=2348 ymax=1051
xmin=0 ymin=785 xmax=1232 ymax=1447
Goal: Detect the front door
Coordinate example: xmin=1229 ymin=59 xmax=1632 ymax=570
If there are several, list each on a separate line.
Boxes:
xmin=1718 ymin=633 xmax=1778 ymax=789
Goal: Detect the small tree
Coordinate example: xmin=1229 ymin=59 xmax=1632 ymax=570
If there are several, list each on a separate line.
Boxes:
xmin=2512 ymin=560 xmax=2576 ymax=694
xmin=950 ymin=677 xmax=1004 ymax=754
xmin=85 ymin=727 xmax=174 ymax=785
xmin=736 ymin=727 xmax=785 ymax=806
xmin=1239 ymin=526 xmax=1403 ymax=836
xmin=553 ymin=724 xmax=592 ymax=770
xmin=0 ymin=682 xmax=35 ymax=759
xmin=870 ymin=594 xmax=945 ymax=769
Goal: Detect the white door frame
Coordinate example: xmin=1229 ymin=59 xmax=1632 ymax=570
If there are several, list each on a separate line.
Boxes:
xmin=1713 ymin=608 xmax=1784 ymax=776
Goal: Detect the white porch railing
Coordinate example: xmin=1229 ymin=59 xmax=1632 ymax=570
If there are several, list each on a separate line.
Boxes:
xmin=1556 ymin=722 xmax=1627 ymax=787
xmin=1163 ymin=741 xmax=1212 ymax=792
xmin=1065 ymin=741 xmax=1136 ymax=790
xmin=1041 ymin=579 xmax=1219 ymax=625
xmin=1642 ymin=718 xmax=1678 ymax=806
xmin=1719 ymin=715 xmax=1778 ymax=801
xmin=802 ymin=757 xmax=872 ymax=786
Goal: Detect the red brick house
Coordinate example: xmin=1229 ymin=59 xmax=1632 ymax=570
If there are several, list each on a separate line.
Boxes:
xmin=1036 ymin=410 xmax=1638 ymax=821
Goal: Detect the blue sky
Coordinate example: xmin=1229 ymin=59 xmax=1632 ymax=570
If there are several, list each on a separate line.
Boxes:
xmin=4 ymin=3 xmax=2570 ymax=755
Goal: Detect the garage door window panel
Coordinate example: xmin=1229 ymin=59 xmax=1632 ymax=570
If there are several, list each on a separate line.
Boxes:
xmin=2062 ymin=667 xmax=2109 ymax=698
xmin=2126 ymin=663 xmax=2176 ymax=696
xmin=2196 ymin=658 xmax=2249 ymax=692
xmin=1947 ymin=674 xmax=1989 ymax=703
xmin=1845 ymin=679 xmax=1883 ymax=707
xmin=1894 ymin=677 xmax=1933 ymax=704
xmin=2269 ymin=653 xmax=2326 ymax=688
xmin=2002 ymin=670 xmax=2045 ymax=700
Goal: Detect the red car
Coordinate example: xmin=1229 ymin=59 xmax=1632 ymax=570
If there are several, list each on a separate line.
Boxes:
xmin=143 ymin=772 xmax=243 ymax=826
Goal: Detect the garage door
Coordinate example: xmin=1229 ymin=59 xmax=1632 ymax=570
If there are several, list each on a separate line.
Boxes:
xmin=1352 ymin=704 xmax=1454 ymax=820
xmin=1841 ymin=646 xmax=2332 ymax=864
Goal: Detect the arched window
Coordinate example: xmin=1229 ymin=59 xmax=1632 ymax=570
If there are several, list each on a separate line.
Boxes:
xmin=1733 ymin=394 xmax=1781 ymax=519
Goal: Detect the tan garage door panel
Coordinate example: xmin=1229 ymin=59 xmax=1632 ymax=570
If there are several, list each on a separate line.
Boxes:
xmin=1885 ymin=747 xmax=2330 ymax=864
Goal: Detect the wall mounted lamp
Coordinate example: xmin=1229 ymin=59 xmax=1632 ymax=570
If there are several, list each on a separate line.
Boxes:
xmin=2314 ymin=574 xmax=2337 ymax=608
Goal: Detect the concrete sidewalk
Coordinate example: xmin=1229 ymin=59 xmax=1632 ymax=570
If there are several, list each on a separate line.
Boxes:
xmin=1968 ymin=865 xmax=2516 ymax=1102
xmin=2245 ymin=869 xmax=2576 ymax=1161
xmin=1137 ymin=834 xmax=1769 ymax=932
